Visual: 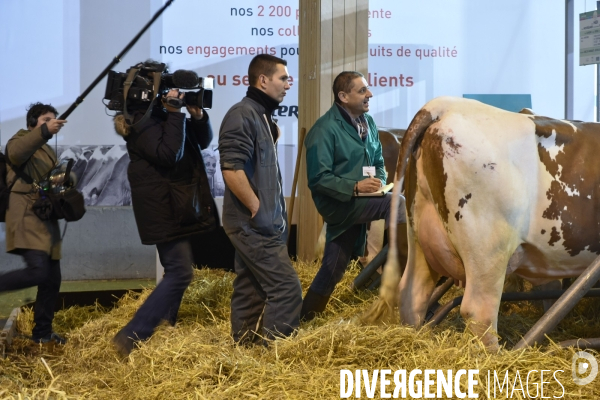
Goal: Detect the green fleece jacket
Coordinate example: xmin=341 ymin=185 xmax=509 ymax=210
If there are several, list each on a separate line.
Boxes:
xmin=305 ymin=104 xmax=386 ymax=254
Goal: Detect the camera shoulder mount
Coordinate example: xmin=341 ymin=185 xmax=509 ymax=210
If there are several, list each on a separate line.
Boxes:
xmin=121 ymin=65 xmax=163 ymax=127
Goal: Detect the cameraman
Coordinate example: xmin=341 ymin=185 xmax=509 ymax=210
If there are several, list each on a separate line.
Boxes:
xmin=0 ymin=103 xmax=67 ymax=345
xmin=112 ymin=72 xmax=217 ymax=356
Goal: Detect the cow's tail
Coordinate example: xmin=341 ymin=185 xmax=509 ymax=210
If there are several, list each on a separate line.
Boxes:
xmin=361 ymin=108 xmax=434 ymax=324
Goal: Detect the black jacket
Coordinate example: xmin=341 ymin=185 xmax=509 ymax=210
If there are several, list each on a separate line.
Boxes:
xmin=116 ymin=107 xmax=217 ymax=244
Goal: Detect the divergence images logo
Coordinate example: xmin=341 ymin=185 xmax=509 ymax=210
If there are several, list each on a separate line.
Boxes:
xmin=572 ymin=351 xmax=598 ymax=386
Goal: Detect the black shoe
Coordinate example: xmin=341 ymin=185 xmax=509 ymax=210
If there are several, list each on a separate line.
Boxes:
xmin=31 ymin=332 xmax=67 ymax=345
xmin=300 ymin=289 xmax=330 ymax=322
xmin=112 ymin=330 xmax=136 ymax=357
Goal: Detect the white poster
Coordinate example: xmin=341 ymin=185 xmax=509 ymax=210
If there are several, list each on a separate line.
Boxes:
xmin=580 ymin=10 xmax=600 ymax=66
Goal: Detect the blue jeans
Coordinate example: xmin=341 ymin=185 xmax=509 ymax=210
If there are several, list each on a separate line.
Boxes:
xmin=119 ymin=237 xmax=194 ymax=341
xmin=0 ymin=250 xmax=61 ymax=339
xmin=309 ymin=194 xmax=406 ymax=297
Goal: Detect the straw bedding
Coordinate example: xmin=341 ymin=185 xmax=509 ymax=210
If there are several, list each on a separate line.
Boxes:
xmin=1 ymin=260 xmax=599 ymax=399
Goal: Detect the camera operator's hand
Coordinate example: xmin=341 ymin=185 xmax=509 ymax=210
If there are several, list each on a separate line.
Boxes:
xmin=186 ymin=105 xmax=204 ymax=120
xmin=162 ymin=89 xmax=184 ymax=113
xmin=45 ymin=119 xmax=67 ymax=135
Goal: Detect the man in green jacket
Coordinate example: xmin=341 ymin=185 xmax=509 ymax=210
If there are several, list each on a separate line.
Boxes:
xmin=302 ymin=71 xmax=406 ymax=321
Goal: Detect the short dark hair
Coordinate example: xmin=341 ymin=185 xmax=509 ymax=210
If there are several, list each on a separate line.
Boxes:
xmin=248 ymin=54 xmax=287 ymax=87
xmin=332 ymin=71 xmax=364 ymax=104
xmin=26 ymin=103 xmax=58 ymax=129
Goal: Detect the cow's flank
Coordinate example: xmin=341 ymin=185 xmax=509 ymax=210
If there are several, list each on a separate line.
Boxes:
xmin=533 ymin=117 xmax=600 ymax=256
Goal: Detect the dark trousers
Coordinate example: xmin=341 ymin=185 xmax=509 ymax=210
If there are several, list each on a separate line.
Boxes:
xmin=310 ymin=194 xmax=406 ymax=297
xmin=0 ymin=250 xmax=61 ymax=339
xmin=119 ymin=237 xmax=194 ymax=341
xmin=227 ymin=229 xmax=302 ymax=343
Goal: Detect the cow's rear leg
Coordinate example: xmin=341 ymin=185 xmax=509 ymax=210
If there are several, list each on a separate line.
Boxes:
xmin=398 ymin=225 xmax=439 ymax=327
xmin=460 ymin=257 xmax=508 ymax=350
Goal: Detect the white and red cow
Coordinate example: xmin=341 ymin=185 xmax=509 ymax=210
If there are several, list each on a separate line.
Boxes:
xmin=367 ymin=96 xmax=600 ymax=348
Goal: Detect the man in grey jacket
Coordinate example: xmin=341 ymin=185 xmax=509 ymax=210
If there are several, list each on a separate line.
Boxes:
xmin=218 ymin=54 xmax=302 ymax=344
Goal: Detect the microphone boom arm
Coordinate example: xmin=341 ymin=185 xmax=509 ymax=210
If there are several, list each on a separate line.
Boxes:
xmin=58 ymin=0 xmax=175 ymax=120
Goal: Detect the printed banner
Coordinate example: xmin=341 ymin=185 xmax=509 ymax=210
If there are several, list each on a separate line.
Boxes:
xmin=0 ymin=0 xmax=565 ymax=203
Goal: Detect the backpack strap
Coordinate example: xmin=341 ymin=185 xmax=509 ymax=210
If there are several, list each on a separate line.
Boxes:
xmin=12 ymin=163 xmax=33 ymax=185
xmin=6 ymin=156 xmax=35 ymax=187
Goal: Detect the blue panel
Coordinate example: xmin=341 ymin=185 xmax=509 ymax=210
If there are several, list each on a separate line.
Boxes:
xmin=462 ymin=94 xmax=532 ymax=112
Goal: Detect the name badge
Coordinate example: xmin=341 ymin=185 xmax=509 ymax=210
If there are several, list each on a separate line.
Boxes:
xmin=363 ymin=166 xmax=376 ymax=177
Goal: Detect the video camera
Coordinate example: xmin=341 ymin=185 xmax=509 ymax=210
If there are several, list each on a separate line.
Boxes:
xmin=103 ymin=61 xmax=213 ymax=112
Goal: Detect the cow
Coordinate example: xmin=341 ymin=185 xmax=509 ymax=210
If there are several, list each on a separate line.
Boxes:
xmin=364 ymin=96 xmax=600 ymax=349
xmin=378 ymin=127 xmax=405 ymax=186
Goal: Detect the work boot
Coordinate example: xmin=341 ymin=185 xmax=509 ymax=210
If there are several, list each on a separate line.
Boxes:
xmin=300 ymin=289 xmax=330 ymax=322
xmin=112 ymin=329 xmax=136 ymax=358
xmin=31 ymin=332 xmax=66 ymax=345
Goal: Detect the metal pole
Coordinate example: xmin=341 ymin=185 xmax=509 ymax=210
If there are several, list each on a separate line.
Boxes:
xmin=287 ymin=128 xmax=306 ymax=248
xmin=424 ymin=277 xmax=455 ymax=322
xmin=428 ymin=288 xmax=600 ymax=327
xmin=427 ymin=277 xmax=454 ymax=308
xmin=428 ymin=295 xmax=463 ymax=326
xmin=352 ymin=244 xmax=389 ymax=291
xmin=566 ymin=0 xmax=574 ymax=120
xmin=597 ymin=2 xmax=600 ymax=121
xmin=558 ymin=338 xmax=600 ymax=350
xmin=514 ymin=255 xmax=600 ymax=350
xmin=58 ymin=0 xmax=175 ymax=120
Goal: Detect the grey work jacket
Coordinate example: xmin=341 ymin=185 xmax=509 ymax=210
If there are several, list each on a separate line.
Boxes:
xmin=218 ymin=97 xmax=287 ymax=238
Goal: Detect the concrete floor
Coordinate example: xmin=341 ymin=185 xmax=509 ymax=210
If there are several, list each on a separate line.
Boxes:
xmin=0 ymin=279 xmax=154 ymax=318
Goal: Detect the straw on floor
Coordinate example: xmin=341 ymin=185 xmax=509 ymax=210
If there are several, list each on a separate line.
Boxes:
xmin=1 ymin=259 xmax=599 ymax=399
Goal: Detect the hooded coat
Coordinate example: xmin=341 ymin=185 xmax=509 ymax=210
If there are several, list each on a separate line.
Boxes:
xmin=115 ymin=108 xmax=217 ymax=245
xmin=5 ymin=125 xmax=62 ymax=258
